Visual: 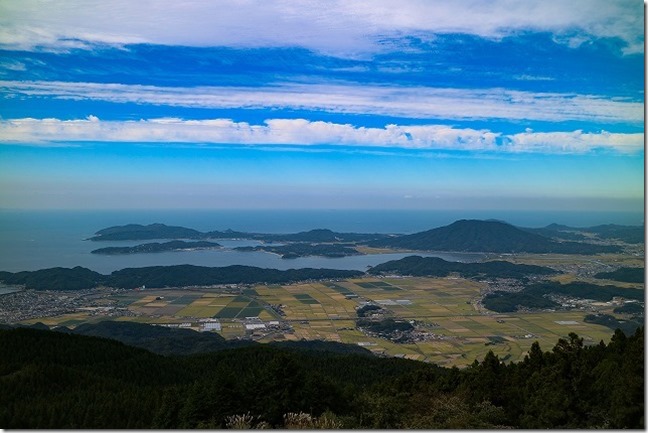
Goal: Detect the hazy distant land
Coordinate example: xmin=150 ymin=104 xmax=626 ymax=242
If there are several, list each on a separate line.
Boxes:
xmin=88 ymin=219 xmax=640 ymax=257
xmin=89 ymin=224 xmax=390 ymax=243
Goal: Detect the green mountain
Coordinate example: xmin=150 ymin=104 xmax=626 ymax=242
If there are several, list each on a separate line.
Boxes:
xmin=368 ymin=219 xmax=620 ymax=254
xmin=90 ymin=223 xmax=204 ymax=241
xmin=0 ymin=326 xmax=643 ymax=429
xmin=0 ymin=266 xmax=104 ymax=291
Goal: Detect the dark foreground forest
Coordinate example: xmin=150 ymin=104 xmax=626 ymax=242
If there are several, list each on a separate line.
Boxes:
xmin=0 ymin=326 xmax=643 ymax=429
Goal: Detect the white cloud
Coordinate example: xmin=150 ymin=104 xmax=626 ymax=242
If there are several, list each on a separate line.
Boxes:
xmin=513 ymin=75 xmax=555 ymax=82
xmin=0 ymin=116 xmax=642 ymax=154
xmin=507 ymin=130 xmax=645 ymax=153
xmin=0 ymin=60 xmax=27 ymax=72
xmin=0 ymin=80 xmax=642 ymax=124
xmin=0 ymin=0 xmax=642 ymax=55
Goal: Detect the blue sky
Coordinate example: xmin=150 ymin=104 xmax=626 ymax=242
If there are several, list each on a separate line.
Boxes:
xmin=0 ymin=0 xmax=644 ymax=212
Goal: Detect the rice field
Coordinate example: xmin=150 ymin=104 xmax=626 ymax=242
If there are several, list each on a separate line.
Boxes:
xmin=20 ymin=275 xmax=623 ymax=367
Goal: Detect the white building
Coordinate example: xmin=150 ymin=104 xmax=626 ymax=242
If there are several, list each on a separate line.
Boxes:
xmin=245 ymin=323 xmax=266 ymax=330
xmin=202 ymin=321 xmax=222 ymax=331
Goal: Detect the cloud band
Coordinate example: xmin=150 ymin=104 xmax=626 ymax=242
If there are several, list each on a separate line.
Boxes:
xmin=0 ymin=0 xmax=642 ymax=55
xmin=1 ymin=80 xmax=642 ymax=125
xmin=0 ymin=116 xmax=642 ymax=154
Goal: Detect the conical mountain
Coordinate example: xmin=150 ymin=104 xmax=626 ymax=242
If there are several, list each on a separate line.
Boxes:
xmin=368 ymin=219 xmax=615 ymax=254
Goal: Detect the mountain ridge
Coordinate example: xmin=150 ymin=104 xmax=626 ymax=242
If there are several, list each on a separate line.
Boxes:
xmin=368 ymin=219 xmax=620 ymax=254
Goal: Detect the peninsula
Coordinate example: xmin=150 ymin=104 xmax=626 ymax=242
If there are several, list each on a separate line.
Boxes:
xmin=91 ymin=240 xmax=221 ymax=255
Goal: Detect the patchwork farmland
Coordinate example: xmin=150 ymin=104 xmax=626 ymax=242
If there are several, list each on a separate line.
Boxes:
xmin=18 ymin=275 xmax=621 ymax=367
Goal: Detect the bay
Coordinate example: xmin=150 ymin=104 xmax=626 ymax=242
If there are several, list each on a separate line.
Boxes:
xmin=0 ymin=209 xmax=642 ymax=274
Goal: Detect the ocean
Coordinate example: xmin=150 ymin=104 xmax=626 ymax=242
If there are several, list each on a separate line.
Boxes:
xmin=0 ymin=209 xmax=643 ymax=274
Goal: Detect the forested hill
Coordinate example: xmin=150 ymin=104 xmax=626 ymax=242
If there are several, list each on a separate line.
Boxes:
xmin=0 ymin=257 xmax=556 ymax=291
xmin=69 ymin=320 xmax=241 ymax=355
xmin=0 ymin=326 xmax=643 ymax=429
xmin=62 ymin=321 xmax=373 ymax=357
xmin=482 ymin=280 xmax=644 ymax=314
xmin=0 ymin=266 xmax=104 ymax=291
xmin=595 ymin=267 xmax=645 ymax=283
xmin=368 ymin=255 xmax=558 ymax=279
xmin=368 ymin=219 xmax=620 ymax=254
xmin=108 ymin=265 xmax=363 ymax=289
xmin=0 ymin=265 xmax=363 ymax=290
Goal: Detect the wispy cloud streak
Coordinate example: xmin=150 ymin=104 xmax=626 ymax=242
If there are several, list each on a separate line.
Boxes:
xmin=0 ymin=117 xmax=642 ymax=154
xmin=0 ymin=80 xmax=642 ymax=125
xmin=0 ymin=0 xmax=642 ymax=55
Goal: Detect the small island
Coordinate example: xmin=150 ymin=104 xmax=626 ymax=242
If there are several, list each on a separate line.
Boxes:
xmin=234 ymin=243 xmax=362 ymax=259
xmin=91 ymin=240 xmax=221 ymax=255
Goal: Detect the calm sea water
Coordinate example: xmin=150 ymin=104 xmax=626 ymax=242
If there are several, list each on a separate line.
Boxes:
xmin=0 ymin=284 xmax=22 ymax=295
xmin=0 ymin=209 xmax=643 ymax=274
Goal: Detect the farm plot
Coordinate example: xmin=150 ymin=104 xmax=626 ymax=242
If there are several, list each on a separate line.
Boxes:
xmin=294 ymin=293 xmax=320 ymax=304
xmin=354 ymin=281 xmax=402 ymax=291
xmin=173 ymin=295 xmax=230 ymax=318
xmin=322 ymin=282 xmax=355 ymax=296
xmin=212 ymin=295 xmax=266 ymax=319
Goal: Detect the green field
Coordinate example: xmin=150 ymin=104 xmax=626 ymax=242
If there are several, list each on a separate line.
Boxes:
xmin=18 ymin=274 xmax=632 ymax=367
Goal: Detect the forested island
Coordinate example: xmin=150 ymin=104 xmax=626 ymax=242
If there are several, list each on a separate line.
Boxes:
xmin=88 ymin=219 xmax=640 ymax=256
xmin=90 ymin=223 xmax=205 ymax=240
xmin=0 ymin=324 xmax=642 ymax=429
xmin=90 ymin=224 xmax=388 ymax=244
xmin=91 ymin=240 xmax=221 ymax=255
